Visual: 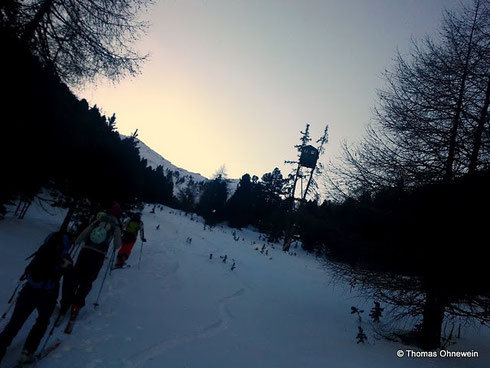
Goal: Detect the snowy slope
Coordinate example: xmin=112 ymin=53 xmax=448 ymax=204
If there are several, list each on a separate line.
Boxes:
xmin=134 ymin=137 xmax=207 ymax=184
xmin=1 ymin=203 xmax=489 ymax=368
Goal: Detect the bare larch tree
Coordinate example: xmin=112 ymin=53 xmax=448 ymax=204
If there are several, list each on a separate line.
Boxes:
xmin=3 ymin=0 xmax=151 ymax=85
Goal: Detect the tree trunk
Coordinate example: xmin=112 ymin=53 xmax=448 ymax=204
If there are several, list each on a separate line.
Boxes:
xmin=303 ymin=167 xmax=316 ymax=201
xmin=18 ymin=200 xmax=32 ymax=219
xmin=444 ymin=84 xmax=467 ymax=182
xmin=420 ymin=288 xmax=447 ymax=350
xmin=468 ymin=75 xmax=490 ymax=173
xmin=290 ymin=163 xmax=301 ymax=201
xmin=14 ymin=199 xmax=23 ymax=216
xmin=444 ymin=2 xmax=480 ymax=182
xmin=283 ymin=165 xmax=301 ymax=252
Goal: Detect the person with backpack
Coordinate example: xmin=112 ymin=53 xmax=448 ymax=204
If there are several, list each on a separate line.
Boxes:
xmin=114 ymin=212 xmax=146 ymax=268
xmin=59 ymin=202 xmax=122 ymax=324
xmin=0 ymin=232 xmax=72 ymax=365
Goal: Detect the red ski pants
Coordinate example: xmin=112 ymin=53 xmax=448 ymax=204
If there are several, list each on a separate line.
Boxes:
xmin=116 ymin=240 xmax=137 ymax=265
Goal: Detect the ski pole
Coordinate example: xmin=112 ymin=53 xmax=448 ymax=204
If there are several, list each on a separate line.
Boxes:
xmin=93 ymin=246 xmax=116 ymax=308
xmin=1 ymin=280 xmax=23 ymax=319
xmin=7 ymin=280 xmax=22 ymax=304
xmin=69 ymin=242 xmax=82 ymax=259
xmin=1 ymin=301 xmax=15 ymax=321
xmin=138 ymin=239 xmax=144 ymax=270
xmin=108 ymin=243 xmax=117 ymax=276
xmin=36 ymin=311 xmax=62 ymax=362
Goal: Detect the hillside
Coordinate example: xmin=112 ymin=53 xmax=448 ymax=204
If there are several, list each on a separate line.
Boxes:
xmin=133 ymin=136 xmax=239 ymax=196
xmin=0 ymin=202 xmax=489 ymax=367
xmin=135 ymin=138 xmax=207 ymax=184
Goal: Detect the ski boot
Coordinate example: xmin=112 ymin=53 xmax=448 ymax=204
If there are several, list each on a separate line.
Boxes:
xmin=64 ymin=305 xmax=80 ymax=334
xmin=19 ymin=349 xmax=35 ymax=364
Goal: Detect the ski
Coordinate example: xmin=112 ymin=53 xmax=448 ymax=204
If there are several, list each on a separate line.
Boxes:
xmin=54 ymin=312 xmax=67 ymax=328
xmin=38 ymin=339 xmax=62 ymax=360
xmin=9 ymin=340 xmax=61 ymax=367
xmin=111 ymin=264 xmax=131 ymax=270
xmin=11 ymin=361 xmax=30 ymax=367
xmin=63 ymin=314 xmax=77 ymax=334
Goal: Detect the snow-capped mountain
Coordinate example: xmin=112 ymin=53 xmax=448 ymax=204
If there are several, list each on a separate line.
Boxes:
xmin=136 ymin=138 xmax=207 ymax=181
xmin=133 ymin=136 xmax=239 ymax=196
xmin=122 ymin=136 xmax=206 ymax=196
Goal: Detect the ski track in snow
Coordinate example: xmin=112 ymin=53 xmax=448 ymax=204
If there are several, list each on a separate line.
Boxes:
xmin=125 ymin=288 xmax=246 ymax=367
xmin=124 ymin=213 xmax=250 ymax=367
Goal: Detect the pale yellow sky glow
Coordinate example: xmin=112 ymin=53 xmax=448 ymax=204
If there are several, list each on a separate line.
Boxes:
xmin=76 ymin=0 xmax=458 ymax=179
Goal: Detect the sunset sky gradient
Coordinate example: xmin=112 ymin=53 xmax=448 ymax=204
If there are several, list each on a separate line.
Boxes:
xmin=77 ymin=0 xmax=460 ymax=179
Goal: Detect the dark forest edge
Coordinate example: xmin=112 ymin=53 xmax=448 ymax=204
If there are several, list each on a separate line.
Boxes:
xmin=0 ymin=28 xmax=174 ymax=225
xmin=1 ymin=0 xmax=489 ymax=354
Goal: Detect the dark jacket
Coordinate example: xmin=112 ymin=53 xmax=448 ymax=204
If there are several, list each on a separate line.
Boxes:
xmin=24 ymin=232 xmax=72 ymax=291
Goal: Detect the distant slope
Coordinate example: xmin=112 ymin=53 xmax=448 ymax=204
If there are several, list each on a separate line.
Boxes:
xmin=122 ymin=136 xmax=206 ymax=196
xmin=135 ymin=138 xmax=208 ymax=183
xmin=133 ymin=136 xmax=238 ymax=196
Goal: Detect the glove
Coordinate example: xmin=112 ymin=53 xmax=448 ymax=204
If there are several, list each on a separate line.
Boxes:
xmin=142 ymin=238 xmax=147 ymax=242
xmin=60 ymin=257 xmax=73 ymax=270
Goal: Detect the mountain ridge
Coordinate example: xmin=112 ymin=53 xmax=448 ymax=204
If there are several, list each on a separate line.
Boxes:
xmin=127 ymin=135 xmax=239 ymax=196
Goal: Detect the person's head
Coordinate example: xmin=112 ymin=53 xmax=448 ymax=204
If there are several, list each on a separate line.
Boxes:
xmin=107 ymin=202 xmax=122 ymax=218
xmin=131 ymin=212 xmax=142 ymax=221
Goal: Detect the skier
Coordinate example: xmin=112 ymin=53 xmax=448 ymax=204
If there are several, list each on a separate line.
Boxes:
xmin=114 ymin=212 xmax=146 ymax=268
xmin=59 ymin=202 xmax=122 ymax=327
xmin=0 ymin=232 xmax=72 ymax=365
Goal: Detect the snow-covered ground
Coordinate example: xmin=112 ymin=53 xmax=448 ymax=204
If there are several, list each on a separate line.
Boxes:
xmin=1 ymin=202 xmax=489 ymax=368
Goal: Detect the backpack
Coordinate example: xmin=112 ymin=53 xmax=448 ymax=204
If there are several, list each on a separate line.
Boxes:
xmin=88 ymin=215 xmax=117 ymax=246
xmin=125 ymin=220 xmax=141 ymax=236
xmin=25 ymin=232 xmax=70 ymax=285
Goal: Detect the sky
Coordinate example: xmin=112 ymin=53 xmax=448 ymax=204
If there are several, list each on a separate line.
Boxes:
xmin=76 ymin=0 xmax=462 ymax=179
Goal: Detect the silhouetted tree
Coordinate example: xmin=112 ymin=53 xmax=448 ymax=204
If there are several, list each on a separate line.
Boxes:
xmin=177 ymin=185 xmax=198 ymax=214
xmin=327 ymin=0 xmax=490 ymax=198
xmin=7 ymin=0 xmax=151 ymax=85
xmin=261 ymin=168 xmax=286 ymax=204
xmin=321 ymin=172 xmax=490 ymax=350
xmin=196 ymin=171 xmax=228 ymax=225
xmin=225 ymin=174 xmax=255 ymax=228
